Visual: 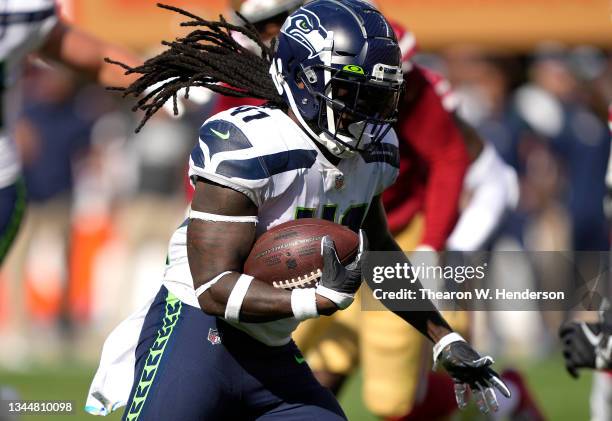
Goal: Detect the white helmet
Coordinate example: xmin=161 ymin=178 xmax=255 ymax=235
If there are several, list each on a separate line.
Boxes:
xmin=239 ymin=0 xmax=303 ymax=24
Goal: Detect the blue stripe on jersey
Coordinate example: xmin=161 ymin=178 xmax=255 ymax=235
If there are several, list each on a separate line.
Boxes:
xmin=0 ymin=8 xmax=55 ymax=26
xmin=216 ymin=149 xmax=317 ymax=180
xmin=190 ymin=146 xmax=205 ymax=169
xmin=361 ymin=143 xmax=400 ymax=168
xmin=198 ymin=120 xmax=252 ymax=158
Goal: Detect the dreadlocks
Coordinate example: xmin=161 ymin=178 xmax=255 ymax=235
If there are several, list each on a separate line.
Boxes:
xmin=107 ymin=3 xmax=284 ymax=132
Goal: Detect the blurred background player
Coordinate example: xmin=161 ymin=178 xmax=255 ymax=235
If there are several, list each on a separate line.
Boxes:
xmin=0 ymin=0 xmax=139 ymax=264
xmin=558 ymin=106 xmax=612 ymax=421
xmin=0 ymin=0 xmax=141 ymax=363
xmin=560 ymin=300 xmax=612 ymax=421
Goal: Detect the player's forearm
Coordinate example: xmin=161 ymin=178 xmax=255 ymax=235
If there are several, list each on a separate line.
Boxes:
xmin=369 ymin=228 xmax=452 ymax=342
xmin=384 ymin=243 xmax=453 ymax=342
xmin=40 ymin=21 xmax=140 ymax=88
xmin=198 ymin=273 xmax=292 ymax=321
xmin=393 ymin=310 xmax=452 ymax=343
xmin=198 ymin=273 xmax=336 ymax=322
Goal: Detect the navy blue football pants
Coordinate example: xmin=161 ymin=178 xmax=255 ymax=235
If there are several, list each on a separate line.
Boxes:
xmin=122 ymin=286 xmax=346 ymax=421
xmin=0 ymin=179 xmax=26 ymax=265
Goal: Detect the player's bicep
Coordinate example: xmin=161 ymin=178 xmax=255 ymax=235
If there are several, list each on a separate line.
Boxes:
xmin=187 ymin=178 xmax=258 ymax=290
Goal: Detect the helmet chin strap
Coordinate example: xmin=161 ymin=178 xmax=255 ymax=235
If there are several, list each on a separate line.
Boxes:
xmin=319 ymin=131 xmax=354 ymax=157
xmin=347 ymin=121 xmax=375 ymax=147
xmin=321 ymin=121 xmax=375 ymax=157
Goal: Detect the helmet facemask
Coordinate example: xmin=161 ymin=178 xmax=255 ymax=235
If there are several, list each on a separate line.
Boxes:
xmin=299 ymin=63 xmax=403 ymax=157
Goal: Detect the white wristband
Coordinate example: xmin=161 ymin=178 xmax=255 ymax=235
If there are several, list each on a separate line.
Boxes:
xmin=315 ymin=284 xmax=354 ymax=310
xmin=291 ymin=288 xmax=319 ymax=321
xmin=433 ymin=332 xmax=466 ymax=362
xmin=224 ymin=274 xmax=253 ymax=322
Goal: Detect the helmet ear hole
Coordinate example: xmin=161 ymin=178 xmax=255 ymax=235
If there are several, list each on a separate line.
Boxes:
xmin=303 ymin=68 xmax=318 ymax=84
xmin=296 ymin=68 xmax=317 ymax=89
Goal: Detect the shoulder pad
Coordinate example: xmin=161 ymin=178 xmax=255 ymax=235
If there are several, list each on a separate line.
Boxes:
xmin=197 ymin=119 xmax=253 ymax=159
xmin=191 ymin=111 xmax=317 ymax=181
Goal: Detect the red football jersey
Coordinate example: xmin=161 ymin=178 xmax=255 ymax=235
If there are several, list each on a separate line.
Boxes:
xmin=382 ymin=65 xmax=469 ymax=250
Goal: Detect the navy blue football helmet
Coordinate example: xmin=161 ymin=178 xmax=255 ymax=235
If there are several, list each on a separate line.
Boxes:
xmin=269 ymin=0 xmax=403 ymax=157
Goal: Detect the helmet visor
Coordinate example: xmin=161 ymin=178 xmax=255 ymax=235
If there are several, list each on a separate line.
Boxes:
xmin=330 ymin=77 xmax=401 ymax=123
xmin=299 ymin=63 xmax=403 ymax=152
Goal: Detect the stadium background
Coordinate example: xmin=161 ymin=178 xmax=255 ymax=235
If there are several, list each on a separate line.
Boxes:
xmin=0 ymin=0 xmax=611 ymax=419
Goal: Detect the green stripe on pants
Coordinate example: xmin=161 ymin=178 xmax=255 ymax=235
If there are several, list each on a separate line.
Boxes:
xmin=126 ymin=291 xmax=182 ymax=421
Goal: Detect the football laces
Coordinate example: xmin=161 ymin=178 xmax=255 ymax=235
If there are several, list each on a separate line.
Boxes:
xmin=273 ymin=269 xmax=322 ymax=290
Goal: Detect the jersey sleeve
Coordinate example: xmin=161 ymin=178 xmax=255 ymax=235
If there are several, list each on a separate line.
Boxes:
xmin=188 ymin=116 xmax=276 ymax=207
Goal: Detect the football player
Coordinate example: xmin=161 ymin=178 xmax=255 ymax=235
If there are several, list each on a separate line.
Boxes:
xmin=0 ymin=0 xmax=140 ymax=266
xmin=560 ymin=302 xmax=612 ymax=420
xmin=560 ymin=107 xmax=612 ymax=421
xmin=210 ymin=6 xmax=530 ymax=419
xmin=292 ymin=21 xmax=528 ymax=421
xmin=87 ymin=2 xmax=509 ymax=419
xmin=560 ymin=302 xmax=612 ymax=378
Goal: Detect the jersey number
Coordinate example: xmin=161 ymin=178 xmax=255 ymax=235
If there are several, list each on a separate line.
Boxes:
xmin=295 ymin=203 xmax=367 ymax=233
xmin=230 ymin=106 xmax=270 ymax=123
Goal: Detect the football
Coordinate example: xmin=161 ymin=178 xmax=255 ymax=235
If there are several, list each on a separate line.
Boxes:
xmin=243 ymin=218 xmax=359 ymax=290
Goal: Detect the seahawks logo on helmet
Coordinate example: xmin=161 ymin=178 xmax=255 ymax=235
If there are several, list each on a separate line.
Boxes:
xmin=281 ymin=8 xmax=328 ymax=59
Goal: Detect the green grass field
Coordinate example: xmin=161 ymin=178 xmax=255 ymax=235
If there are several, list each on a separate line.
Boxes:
xmin=0 ymin=356 xmax=592 ymax=420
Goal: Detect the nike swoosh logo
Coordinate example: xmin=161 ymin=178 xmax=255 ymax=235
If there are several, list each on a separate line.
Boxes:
xmin=210 ymin=128 xmax=230 ymax=140
xmin=294 ymin=355 xmax=306 ymax=364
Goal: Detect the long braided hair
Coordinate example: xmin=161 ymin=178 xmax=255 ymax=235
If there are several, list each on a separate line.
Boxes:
xmin=107 ymin=3 xmax=284 ymax=132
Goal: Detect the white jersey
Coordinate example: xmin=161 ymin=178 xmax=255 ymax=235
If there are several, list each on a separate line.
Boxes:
xmin=0 ymin=0 xmax=57 ymax=188
xmin=446 ymin=142 xmax=519 ymax=251
xmin=163 ymin=105 xmax=399 ymax=346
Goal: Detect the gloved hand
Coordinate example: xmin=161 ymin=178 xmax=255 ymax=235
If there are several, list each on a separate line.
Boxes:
xmin=315 ymin=230 xmax=367 ymax=309
xmin=560 ymin=301 xmax=612 ymax=378
xmin=560 ymin=321 xmax=602 ymax=377
xmin=434 ymin=333 xmax=511 ymax=414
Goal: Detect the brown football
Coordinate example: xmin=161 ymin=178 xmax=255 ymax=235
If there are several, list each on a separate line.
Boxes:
xmin=243 ymin=218 xmax=359 ymax=290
